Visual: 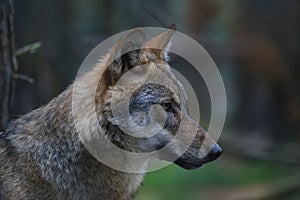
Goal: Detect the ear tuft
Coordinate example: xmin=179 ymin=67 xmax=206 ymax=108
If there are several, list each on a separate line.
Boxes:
xmin=146 ymin=25 xmax=176 ymax=61
xmin=113 ymin=29 xmax=146 ymax=62
xmin=108 ymin=29 xmax=146 ymax=84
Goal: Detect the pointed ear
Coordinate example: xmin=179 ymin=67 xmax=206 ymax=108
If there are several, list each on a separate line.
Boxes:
xmin=146 ymin=24 xmax=176 ymax=61
xmin=108 ymin=29 xmax=146 ymax=84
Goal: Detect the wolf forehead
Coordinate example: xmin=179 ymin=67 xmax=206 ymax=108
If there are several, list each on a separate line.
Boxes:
xmin=129 ymin=83 xmax=181 ymax=107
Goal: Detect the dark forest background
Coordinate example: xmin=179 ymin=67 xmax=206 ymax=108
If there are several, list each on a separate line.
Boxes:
xmin=1 ymin=0 xmax=300 ymax=199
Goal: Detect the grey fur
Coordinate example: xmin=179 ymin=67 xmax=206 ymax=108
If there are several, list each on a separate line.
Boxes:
xmin=0 ymin=28 xmax=222 ymax=200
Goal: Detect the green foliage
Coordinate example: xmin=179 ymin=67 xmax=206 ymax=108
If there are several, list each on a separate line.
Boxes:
xmin=136 ymin=158 xmax=294 ymax=200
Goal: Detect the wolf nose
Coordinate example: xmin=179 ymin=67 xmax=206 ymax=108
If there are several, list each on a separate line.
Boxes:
xmin=205 ymin=144 xmax=222 ymax=162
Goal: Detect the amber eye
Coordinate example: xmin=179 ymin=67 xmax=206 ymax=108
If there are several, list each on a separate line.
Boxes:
xmin=161 ymin=103 xmax=171 ymax=110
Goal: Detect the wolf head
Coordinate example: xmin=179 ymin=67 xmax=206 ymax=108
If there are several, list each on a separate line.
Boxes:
xmin=79 ymin=27 xmax=222 ymax=170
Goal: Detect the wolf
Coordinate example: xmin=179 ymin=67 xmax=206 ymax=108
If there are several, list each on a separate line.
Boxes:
xmin=0 ymin=27 xmax=222 ymax=200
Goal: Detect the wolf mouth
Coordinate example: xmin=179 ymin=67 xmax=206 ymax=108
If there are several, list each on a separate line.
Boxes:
xmin=173 ymin=144 xmax=223 ymax=170
xmin=174 ymin=159 xmax=203 ymax=170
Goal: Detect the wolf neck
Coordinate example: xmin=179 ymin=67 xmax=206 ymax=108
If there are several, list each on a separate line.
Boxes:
xmin=72 ymin=61 xmax=150 ymax=173
xmin=4 ymin=62 xmax=146 ymax=199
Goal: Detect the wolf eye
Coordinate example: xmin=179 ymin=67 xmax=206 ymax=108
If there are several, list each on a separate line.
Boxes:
xmin=161 ymin=103 xmax=171 ymax=110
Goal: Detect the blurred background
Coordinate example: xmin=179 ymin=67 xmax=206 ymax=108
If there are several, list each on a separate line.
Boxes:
xmin=2 ymin=0 xmax=300 ymax=199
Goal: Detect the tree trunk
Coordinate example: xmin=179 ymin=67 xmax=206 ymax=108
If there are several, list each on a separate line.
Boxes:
xmin=0 ymin=0 xmax=17 ymax=131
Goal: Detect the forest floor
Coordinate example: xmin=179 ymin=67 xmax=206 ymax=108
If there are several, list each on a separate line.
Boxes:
xmin=136 ymin=155 xmax=300 ymax=200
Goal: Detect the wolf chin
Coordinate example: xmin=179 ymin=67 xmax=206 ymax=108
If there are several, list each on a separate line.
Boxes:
xmin=0 ymin=27 xmax=222 ymax=200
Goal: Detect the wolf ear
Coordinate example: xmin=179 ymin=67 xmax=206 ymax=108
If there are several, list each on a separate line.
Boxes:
xmin=146 ymin=24 xmax=176 ymax=61
xmin=108 ymin=29 xmax=146 ymax=84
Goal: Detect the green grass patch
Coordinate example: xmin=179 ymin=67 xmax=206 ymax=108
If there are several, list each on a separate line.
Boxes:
xmin=135 ymin=157 xmax=293 ymax=200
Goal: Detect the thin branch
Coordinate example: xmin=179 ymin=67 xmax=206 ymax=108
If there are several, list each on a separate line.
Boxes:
xmin=16 ymin=41 xmax=42 ymax=56
xmin=0 ymin=0 xmax=17 ymax=130
xmin=12 ymin=73 xmax=34 ymax=84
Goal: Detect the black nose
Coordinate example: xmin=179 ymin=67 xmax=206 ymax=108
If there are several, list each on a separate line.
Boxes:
xmin=204 ymin=144 xmax=222 ymax=162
